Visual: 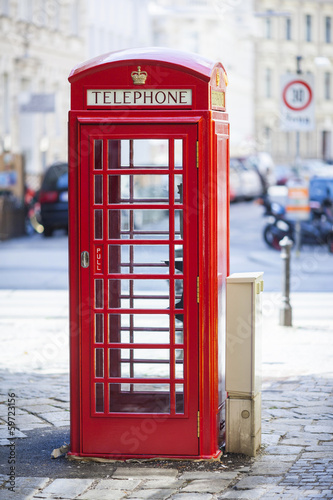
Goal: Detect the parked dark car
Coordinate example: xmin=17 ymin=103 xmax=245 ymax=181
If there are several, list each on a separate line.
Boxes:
xmin=39 ymin=162 xmax=68 ymax=236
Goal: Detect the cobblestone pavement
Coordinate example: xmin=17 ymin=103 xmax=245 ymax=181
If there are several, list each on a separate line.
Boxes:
xmin=0 ymin=290 xmax=332 ymax=499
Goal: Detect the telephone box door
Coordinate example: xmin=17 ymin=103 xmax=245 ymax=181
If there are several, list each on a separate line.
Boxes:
xmin=79 ymin=123 xmax=199 ymax=456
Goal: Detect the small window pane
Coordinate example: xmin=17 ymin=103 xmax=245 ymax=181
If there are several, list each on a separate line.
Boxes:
xmin=109 ymin=314 xmax=170 ymax=344
xmin=176 ymin=384 xmax=184 ymax=414
xmin=94 ymin=210 xmax=103 ymax=240
xmin=109 ymin=383 xmax=170 ymax=413
xmin=109 ymin=348 xmax=170 ymax=378
xmin=94 ymin=175 xmax=103 ymax=204
xmin=109 ymin=279 xmax=170 ymax=309
xmin=174 ymin=140 xmax=183 ymax=168
xmin=175 ymin=349 xmax=184 ymax=379
xmin=94 ymin=140 xmax=103 ymax=170
xmin=95 ymin=348 xmax=104 ymax=377
xmin=95 ymin=279 xmax=104 ymax=309
xmin=95 ymin=383 xmax=104 ymax=413
xmin=108 ymin=209 xmax=169 ymax=239
xmin=175 ymin=210 xmax=183 ymax=239
xmin=108 ymin=244 xmax=169 ymax=274
xmin=108 ymin=174 xmax=169 ymax=203
xmin=95 ymin=313 xmax=104 ymax=343
xmin=175 ymin=175 xmax=183 ymax=204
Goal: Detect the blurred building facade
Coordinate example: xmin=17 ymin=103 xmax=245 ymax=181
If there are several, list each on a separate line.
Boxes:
xmin=0 ymin=0 xmax=86 ymax=189
xmin=1 ymin=0 xmax=333 ymax=197
xmin=254 ymin=0 xmax=333 ymax=164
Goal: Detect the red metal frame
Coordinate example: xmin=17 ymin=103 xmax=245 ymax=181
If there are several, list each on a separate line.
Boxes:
xmin=68 ymin=48 xmax=229 ymax=459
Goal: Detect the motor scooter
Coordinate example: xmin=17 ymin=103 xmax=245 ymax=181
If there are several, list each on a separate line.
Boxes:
xmin=262 ymin=195 xmax=333 ymax=253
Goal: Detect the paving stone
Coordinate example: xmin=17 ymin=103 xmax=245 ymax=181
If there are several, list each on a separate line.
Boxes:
xmin=22 ymin=404 xmax=67 ymax=413
xmin=250 ymin=464 xmax=291 ymax=475
xmin=113 ymin=467 xmax=178 ymax=479
xmin=126 ymin=489 xmax=174 ymax=499
xmin=33 ymin=478 xmax=94 ymax=499
xmin=281 ymin=437 xmax=321 ymax=446
xmin=181 ymin=478 xmax=233 ymax=494
xmin=217 ymin=488 xmax=267 ymax=499
xmin=305 ymin=425 xmax=333 ymax=433
xmin=142 ymin=478 xmax=185 ymax=489
xmin=264 ymin=445 xmax=303 ymax=455
xmin=37 ymin=411 xmax=70 ymax=427
xmin=179 ymin=471 xmax=238 ymax=481
xmin=0 ymin=428 xmax=27 ymax=439
xmin=235 ymin=475 xmax=282 ymax=490
xmin=0 ymin=477 xmax=49 ymax=500
xmin=78 ymin=489 xmax=125 ymax=500
xmin=94 ymin=478 xmax=142 ymax=490
xmin=170 ymin=494 xmax=213 ymax=500
xmin=252 ymin=454 xmax=298 ymax=464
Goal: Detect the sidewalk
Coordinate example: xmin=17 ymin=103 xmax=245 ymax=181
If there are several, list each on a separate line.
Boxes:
xmin=0 ymin=290 xmax=332 ymax=499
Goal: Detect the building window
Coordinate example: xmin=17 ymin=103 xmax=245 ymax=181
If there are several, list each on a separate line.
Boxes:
xmin=0 ymin=0 xmax=10 ymax=16
xmin=286 ymin=18 xmax=292 ymax=40
xmin=18 ymin=0 xmax=33 ymax=22
xmin=324 ymin=72 xmax=331 ymax=100
xmin=265 ymin=68 xmax=272 ymax=98
xmin=70 ymin=0 xmax=79 ymax=35
xmin=266 ymin=16 xmax=272 ymax=39
xmin=325 ymin=16 xmax=332 ymax=43
xmin=305 ymin=14 xmax=312 ymax=42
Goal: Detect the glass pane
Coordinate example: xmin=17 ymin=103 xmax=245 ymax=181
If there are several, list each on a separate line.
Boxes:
xmin=133 ymin=139 xmax=168 ymax=167
xmin=95 ymin=348 xmax=104 ymax=377
xmin=175 ymin=279 xmax=183 ymax=309
xmin=108 ymin=209 xmax=169 ymax=239
xmin=94 ymin=279 xmax=104 ymax=309
xmin=109 ymin=383 xmax=170 ymax=413
xmin=109 ymin=279 xmax=169 ymax=309
xmin=108 ymin=139 xmax=122 ymax=169
xmin=174 ymin=139 xmax=183 ymax=169
xmin=94 ymin=140 xmax=103 ymax=170
xmin=174 ymin=245 xmax=183 ymax=274
xmin=95 ymin=313 xmax=104 ymax=343
xmin=95 ymin=383 xmax=104 ymax=412
xmin=175 ymin=384 xmax=184 ymax=414
xmin=108 ymin=244 xmax=169 ymax=274
xmin=108 ymin=174 xmax=169 ymax=203
xmin=94 ymin=175 xmax=103 ymax=204
xmin=109 ymin=314 xmax=170 ymax=343
xmin=94 ymin=209 xmax=103 ymax=240
xmin=174 ymin=175 xmax=183 ymax=204
xmin=175 ymin=349 xmax=184 ymax=379
xmin=175 ymin=315 xmax=184 ymax=335
xmin=109 ymin=348 xmax=170 ymax=378
xmin=175 ymin=210 xmax=183 ymax=239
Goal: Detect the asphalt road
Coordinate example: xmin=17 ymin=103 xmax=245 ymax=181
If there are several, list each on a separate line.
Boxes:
xmin=0 ymin=201 xmax=332 ymax=291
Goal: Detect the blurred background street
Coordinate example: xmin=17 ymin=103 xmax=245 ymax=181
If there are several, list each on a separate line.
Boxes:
xmin=0 ymin=200 xmax=333 ymax=292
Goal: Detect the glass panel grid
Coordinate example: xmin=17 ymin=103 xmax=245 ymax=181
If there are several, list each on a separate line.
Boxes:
xmin=90 ymin=137 xmax=188 ymax=417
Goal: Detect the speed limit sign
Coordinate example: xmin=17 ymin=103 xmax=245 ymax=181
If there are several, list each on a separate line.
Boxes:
xmin=280 ymin=74 xmax=315 ymax=131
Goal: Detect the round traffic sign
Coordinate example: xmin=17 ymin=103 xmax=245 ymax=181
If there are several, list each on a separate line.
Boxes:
xmin=282 ymin=80 xmax=313 ymax=111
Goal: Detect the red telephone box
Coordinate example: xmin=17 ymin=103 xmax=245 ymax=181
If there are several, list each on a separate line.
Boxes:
xmin=68 ymin=48 xmax=230 ymax=459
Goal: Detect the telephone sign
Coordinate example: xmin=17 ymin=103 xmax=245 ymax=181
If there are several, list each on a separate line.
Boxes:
xmin=280 ymin=74 xmax=315 ymax=131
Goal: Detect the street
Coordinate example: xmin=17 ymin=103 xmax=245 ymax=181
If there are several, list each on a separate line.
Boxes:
xmin=0 ymin=201 xmax=333 ymax=291
xmin=0 ymin=200 xmax=333 ymax=498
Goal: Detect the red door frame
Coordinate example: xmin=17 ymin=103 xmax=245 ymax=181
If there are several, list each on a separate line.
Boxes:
xmin=69 ymin=110 xmax=228 ymax=459
xmin=75 ymin=119 xmax=199 ymax=457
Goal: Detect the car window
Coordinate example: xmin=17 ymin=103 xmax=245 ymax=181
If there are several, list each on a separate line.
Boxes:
xmin=310 ymin=179 xmax=333 ymax=201
xmin=56 ymin=173 xmax=68 ymax=189
xmin=42 ymin=164 xmax=68 ymax=190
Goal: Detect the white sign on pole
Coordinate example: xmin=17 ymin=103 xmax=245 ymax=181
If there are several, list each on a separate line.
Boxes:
xmin=280 ymin=74 xmax=315 ymax=131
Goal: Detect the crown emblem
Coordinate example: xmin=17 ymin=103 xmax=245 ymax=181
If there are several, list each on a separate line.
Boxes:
xmin=131 ymin=66 xmax=148 ymax=85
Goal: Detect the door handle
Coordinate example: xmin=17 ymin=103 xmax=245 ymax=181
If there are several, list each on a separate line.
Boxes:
xmin=81 ymin=251 xmax=89 ymax=268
